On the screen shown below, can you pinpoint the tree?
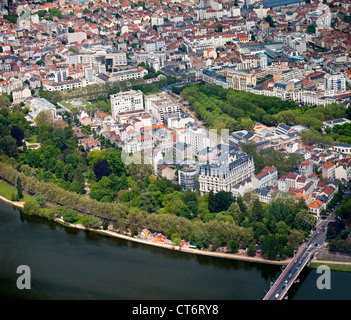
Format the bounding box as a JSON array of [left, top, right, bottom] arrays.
[[294, 209, 316, 231], [307, 24, 316, 34], [275, 221, 290, 236], [171, 233, 182, 246], [106, 149, 125, 176], [17, 176, 23, 199], [50, 91, 64, 105], [53, 127, 66, 149], [162, 193, 183, 216], [241, 117, 255, 130], [264, 15, 274, 27], [208, 190, 216, 213], [227, 202, 245, 223], [63, 208, 79, 223], [82, 214, 102, 228], [0, 93, 11, 107], [195, 230, 210, 249], [241, 141, 257, 155], [10, 125, 24, 146], [0, 136, 19, 158], [93, 159, 112, 181], [35, 193, 47, 206], [250, 198, 264, 222], [227, 239, 238, 253], [247, 245, 256, 256], [36, 110, 54, 127], [261, 234, 279, 260], [139, 192, 158, 213], [36, 59, 45, 66], [213, 191, 234, 213], [22, 199, 41, 216], [211, 237, 223, 251], [287, 229, 304, 249]]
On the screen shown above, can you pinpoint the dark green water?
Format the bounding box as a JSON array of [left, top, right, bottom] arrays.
[[0, 201, 350, 300]]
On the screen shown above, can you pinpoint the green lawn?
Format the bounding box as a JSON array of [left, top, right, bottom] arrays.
[[310, 262, 351, 273], [0, 181, 32, 202], [26, 134, 38, 143], [73, 215, 84, 225]]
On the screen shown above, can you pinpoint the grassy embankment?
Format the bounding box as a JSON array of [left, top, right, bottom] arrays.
[[310, 262, 351, 272], [0, 181, 32, 202]]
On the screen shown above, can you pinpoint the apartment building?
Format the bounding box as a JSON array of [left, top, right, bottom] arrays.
[[110, 90, 144, 119], [144, 92, 180, 123], [44, 79, 88, 92], [322, 161, 335, 179], [67, 51, 127, 67], [252, 166, 278, 189], [335, 158, 351, 185], [108, 67, 148, 83], [299, 160, 314, 177], [285, 173, 298, 189], [324, 73, 346, 92], [198, 150, 255, 194], [177, 124, 212, 156], [226, 70, 257, 91], [278, 175, 287, 192]]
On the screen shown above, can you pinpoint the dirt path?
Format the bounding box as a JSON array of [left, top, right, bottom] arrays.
[[0, 195, 24, 208]]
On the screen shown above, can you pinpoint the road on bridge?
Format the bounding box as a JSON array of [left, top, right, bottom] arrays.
[[263, 211, 332, 300], [264, 187, 351, 300]]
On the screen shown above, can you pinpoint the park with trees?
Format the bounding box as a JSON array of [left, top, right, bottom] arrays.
[[175, 83, 349, 135]]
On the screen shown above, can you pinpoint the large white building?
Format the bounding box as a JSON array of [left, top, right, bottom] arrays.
[[176, 124, 212, 156], [144, 92, 180, 123], [66, 51, 127, 67], [198, 147, 255, 194], [108, 67, 148, 82], [110, 90, 144, 119], [28, 97, 57, 120], [324, 73, 346, 92]]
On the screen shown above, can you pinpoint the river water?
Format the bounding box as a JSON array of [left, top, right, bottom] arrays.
[[1, 201, 350, 300]]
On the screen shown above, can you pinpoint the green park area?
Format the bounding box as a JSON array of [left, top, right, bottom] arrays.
[[59, 99, 90, 111], [0, 181, 32, 202]]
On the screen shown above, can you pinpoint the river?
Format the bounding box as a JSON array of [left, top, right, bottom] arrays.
[[1, 201, 350, 300]]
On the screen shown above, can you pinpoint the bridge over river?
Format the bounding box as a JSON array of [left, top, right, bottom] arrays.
[[263, 218, 330, 300]]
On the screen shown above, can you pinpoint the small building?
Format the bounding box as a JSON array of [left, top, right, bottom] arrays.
[[178, 166, 198, 191]]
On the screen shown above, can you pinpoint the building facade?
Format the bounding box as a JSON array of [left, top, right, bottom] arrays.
[[110, 90, 144, 119], [198, 151, 255, 194], [178, 167, 198, 191]]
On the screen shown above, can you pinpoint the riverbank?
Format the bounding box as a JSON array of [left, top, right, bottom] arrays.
[[0, 188, 289, 266], [0, 194, 24, 208], [309, 261, 351, 272], [1, 193, 350, 269], [54, 217, 290, 266], [310, 247, 351, 272]]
